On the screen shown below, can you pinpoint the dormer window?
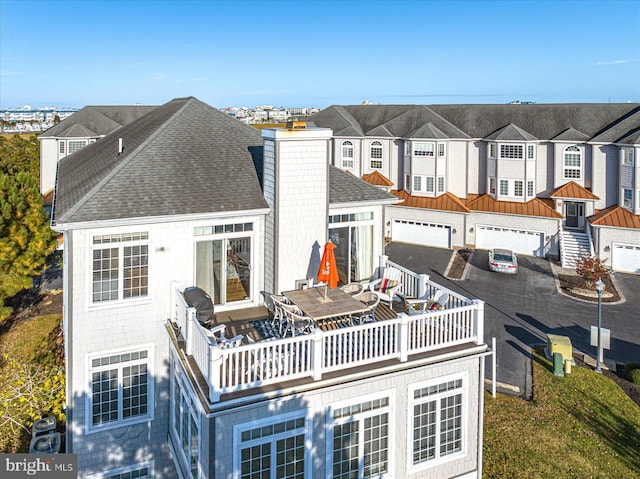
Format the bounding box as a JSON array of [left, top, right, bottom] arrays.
[[500, 144, 523, 159], [370, 141, 383, 169], [341, 141, 354, 169], [563, 146, 582, 179]]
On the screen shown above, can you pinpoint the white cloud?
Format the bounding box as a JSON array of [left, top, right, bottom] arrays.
[[594, 59, 640, 66]]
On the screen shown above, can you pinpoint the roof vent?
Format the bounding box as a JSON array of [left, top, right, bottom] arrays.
[[118, 138, 124, 155], [286, 120, 307, 130]]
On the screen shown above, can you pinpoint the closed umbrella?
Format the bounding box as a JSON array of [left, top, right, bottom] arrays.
[[317, 241, 339, 289]]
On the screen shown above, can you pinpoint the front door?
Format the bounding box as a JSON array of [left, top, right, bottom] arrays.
[[565, 202, 584, 229]]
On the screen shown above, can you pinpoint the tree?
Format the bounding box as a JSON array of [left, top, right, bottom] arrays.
[[0, 134, 40, 178], [0, 171, 56, 319], [574, 254, 609, 288]]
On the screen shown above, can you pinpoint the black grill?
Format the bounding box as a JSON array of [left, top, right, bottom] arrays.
[[183, 286, 215, 325]]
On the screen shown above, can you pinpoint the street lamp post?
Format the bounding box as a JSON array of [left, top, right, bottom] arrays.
[[594, 278, 605, 373]]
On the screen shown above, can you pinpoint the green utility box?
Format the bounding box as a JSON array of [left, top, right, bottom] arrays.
[[546, 334, 573, 364], [553, 352, 565, 376]]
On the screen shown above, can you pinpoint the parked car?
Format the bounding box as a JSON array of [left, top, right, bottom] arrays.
[[489, 248, 518, 274]]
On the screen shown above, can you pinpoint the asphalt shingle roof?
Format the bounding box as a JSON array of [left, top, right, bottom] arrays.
[[53, 97, 268, 224], [312, 104, 640, 143], [329, 166, 398, 205]]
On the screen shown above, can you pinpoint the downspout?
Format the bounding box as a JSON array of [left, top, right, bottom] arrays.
[[477, 354, 485, 478]]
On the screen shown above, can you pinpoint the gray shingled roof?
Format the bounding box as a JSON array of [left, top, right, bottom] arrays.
[[312, 103, 640, 143], [329, 166, 398, 205], [40, 105, 157, 138], [551, 127, 590, 142], [485, 123, 538, 141], [53, 97, 268, 224]]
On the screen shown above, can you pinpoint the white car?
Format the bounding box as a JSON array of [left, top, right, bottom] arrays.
[[488, 248, 518, 274]]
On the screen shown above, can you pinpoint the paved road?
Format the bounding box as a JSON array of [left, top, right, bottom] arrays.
[[386, 242, 640, 398]]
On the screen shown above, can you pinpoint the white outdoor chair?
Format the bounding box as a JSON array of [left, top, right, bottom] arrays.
[[281, 307, 314, 337], [340, 282, 365, 296], [271, 295, 302, 337], [219, 334, 244, 349], [368, 267, 403, 308], [405, 289, 450, 314], [354, 291, 380, 323], [203, 324, 227, 343]]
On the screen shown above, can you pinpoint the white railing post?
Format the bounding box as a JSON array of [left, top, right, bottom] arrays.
[[399, 314, 409, 362], [379, 254, 388, 271], [208, 346, 222, 403], [185, 308, 196, 356], [417, 274, 429, 298], [472, 299, 485, 344], [312, 328, 324, 380]]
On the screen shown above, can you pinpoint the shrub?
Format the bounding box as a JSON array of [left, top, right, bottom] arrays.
[[623, 362, 640, 379], [629, 369, 640, 385], [574, 254, 609, 288]]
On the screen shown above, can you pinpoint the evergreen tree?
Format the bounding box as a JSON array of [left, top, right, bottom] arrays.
[[0, 170, 56, 319], [0, 135, 40, 178]]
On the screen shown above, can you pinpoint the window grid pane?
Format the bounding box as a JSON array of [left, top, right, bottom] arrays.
[[500, 144, 523, 159], [240, 442, 271, 479], [426, 177, 434, 193], [92, 369, 119, 425], [527, 181, 534, 197], [122, 364, 148, 419], [414, 143, 434, 156], [514, 181, 523, 197], [439, 394, 463, 457], [363, 413, 389, 477], [413, 401, 437, 464], [413, 176, 421, 192], [93, 248, 119, 302], [275, 434, 305, 479], [124, 245, 149, 298], [333, 422, 359, 479], [499, 180, 509, 196]]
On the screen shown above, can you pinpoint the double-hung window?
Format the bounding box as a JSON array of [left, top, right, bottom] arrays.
[[409, 374, 466, 471], [92, 232, 149, 304], [623, 188, 633, 208], [330, 393, 392, 479], [563, 146, 582, 179], [499, 180, 509, 196], [438, 143, 446, 157], [412, 175, 435, 194], [59, 140, 65, 155], [173, 362, 200, 479], [89, 347, 153, 431], [234, 412, 308, 479], [370, 141, 383, 169], [437, 176, 445, 194], [514, 180, 524, 197], [489, 143, 496, 159], [341, 141, 354, 169], [489, 178, 496, 195], [527, 145, 535, 160], [527, 180, 535, 198]]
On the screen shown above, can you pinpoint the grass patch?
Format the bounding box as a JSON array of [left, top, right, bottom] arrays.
[[483, 350, 640, 478]]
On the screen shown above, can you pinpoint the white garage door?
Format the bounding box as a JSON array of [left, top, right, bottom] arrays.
[[476, 225, 544, 257], [392, 219, 451, 248], [612, 243, 640, 273]]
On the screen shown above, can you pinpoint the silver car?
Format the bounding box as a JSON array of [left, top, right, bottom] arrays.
[[488, 248, 518, 274]]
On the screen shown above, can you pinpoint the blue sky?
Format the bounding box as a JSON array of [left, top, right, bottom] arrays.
[[1, 0, 639, 108]]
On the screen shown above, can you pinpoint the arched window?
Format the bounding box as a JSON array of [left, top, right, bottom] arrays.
[[563, 146, 582, 179], [341, 141, 354, 169], [370, 141, 383, 169]]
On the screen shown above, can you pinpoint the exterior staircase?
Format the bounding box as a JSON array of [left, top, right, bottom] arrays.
[[560, 229, 591, 269]]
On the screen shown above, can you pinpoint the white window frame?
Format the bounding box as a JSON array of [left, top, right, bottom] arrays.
[[499, 144, 524, 159], [622, 148, 634, 166], [413, 175, 421, 192], [234, 410, 310, 479], [172, 358, 201, 479], [527, 144, 535, 160], [623, 188, 633, 208], [437, 176, 445, 193], [438, 143, 446, 157], [86, 345, 154, 434], [341, 141, 354, 169], [514, 180, 524, 197], [489, 143, 496, 159], [499, 180, 509, 196], [414, 142, 435, 157], [86, 461, 154, 479], [370, 141, 383, 169], [405, 142, 411, 156], [527, 180, 535, 198], [425, 176, 435, 193], [489, 177, 496, 195], [59, 140, 65, 155], [68, 139, 88, 154], [327, 390, 395, 479], [89, 231, 150, 307], [407, 373, 467, 473], [563, 145, 582, 180], [412, 175, 435, 194]]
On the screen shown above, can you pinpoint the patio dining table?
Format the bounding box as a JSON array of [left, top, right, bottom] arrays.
[[283, 286, 371, 324]]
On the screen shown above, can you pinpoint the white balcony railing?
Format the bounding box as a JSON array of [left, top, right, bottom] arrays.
[[170, 263, 484, 404]]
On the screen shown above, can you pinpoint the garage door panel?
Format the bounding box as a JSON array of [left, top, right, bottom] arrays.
[[476, 225, 544, 257], [392, 220, 451, 248], [612, 244, 640, 273]]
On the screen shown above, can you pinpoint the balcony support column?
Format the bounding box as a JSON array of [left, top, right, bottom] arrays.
[[399, 313, 409, 362], [312, 328, 323, 380], [472, 299, 485, 344], [185, 308, 196, 356], [208, 346, 222, 403]]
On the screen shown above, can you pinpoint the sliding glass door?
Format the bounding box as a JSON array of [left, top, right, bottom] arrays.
[[329, 224, 373, 284], [195, 237, 252, 305]]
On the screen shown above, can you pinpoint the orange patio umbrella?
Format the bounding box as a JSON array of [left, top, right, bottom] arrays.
[[317, 241, 339, 289]]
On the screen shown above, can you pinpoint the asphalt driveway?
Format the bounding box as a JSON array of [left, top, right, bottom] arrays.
[[386, 242, 640, 398]]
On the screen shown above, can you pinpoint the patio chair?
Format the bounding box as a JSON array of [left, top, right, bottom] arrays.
[[368, 267, 403, 309], [354, 291, 380, 323], [219, 334, 244, 349], [405, 289, 450, 314], [281, 307, 314, 337], [271, 295, 302, 336], [340, 282, 365, 296], [203, 324, 227, 343]]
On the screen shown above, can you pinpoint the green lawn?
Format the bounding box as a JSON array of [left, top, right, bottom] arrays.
[[483, 350, 640, 478]]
